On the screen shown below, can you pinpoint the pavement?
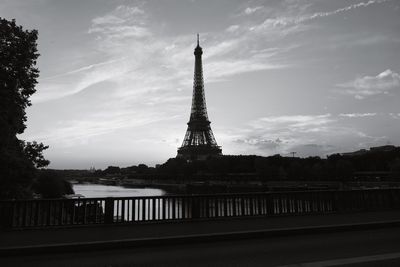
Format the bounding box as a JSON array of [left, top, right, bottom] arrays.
[[1, 210, 400, 254], [2, 221, 400, 266]]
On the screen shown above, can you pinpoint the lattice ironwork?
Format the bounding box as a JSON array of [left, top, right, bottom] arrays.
[[177, 35, 222, 160]]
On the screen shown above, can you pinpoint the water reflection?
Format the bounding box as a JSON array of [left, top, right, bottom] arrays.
[[73, 184, 165, 198], [72, 184, 182, 222]]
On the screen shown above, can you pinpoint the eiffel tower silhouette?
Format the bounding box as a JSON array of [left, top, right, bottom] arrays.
[[177, 34, 222, 160]]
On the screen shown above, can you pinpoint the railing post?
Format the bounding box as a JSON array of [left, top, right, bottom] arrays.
[[191, 197, 200, 219], [394, 189, 400, 209], [0, 201, 14, 228], [333, 190, 345, 213], [152, 198, 156, 221], [266, 193, 274, 215], [224, 197, 228, 217], [104, 198, 114, 224]]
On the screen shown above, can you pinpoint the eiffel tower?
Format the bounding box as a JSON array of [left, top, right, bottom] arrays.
[[177, 35, 222, 160]]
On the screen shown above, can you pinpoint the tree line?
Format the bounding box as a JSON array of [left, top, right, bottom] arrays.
[[91, 146, 400, 182]]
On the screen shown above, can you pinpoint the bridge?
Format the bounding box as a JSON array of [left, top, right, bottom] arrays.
[[1, 189, 400, 266]]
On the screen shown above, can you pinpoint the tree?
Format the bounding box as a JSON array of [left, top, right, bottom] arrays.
[[390, 158, 400, 180], [22, 141, 50, 168], [0, 18, 49, 199], [335, 159, 354, 181], [33, 170, 74, 199], [137, 164, 149, 174], [103, 166, 121, 175]]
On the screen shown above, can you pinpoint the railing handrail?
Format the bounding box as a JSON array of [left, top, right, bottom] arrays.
[[1, 188, 399, 203], [2, 188, 399, 229]]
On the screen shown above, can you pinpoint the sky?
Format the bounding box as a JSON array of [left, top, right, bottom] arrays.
[[1, 0, 400, 169]]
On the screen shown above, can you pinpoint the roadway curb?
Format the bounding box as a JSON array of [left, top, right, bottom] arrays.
[[1, 220, 400, 257]]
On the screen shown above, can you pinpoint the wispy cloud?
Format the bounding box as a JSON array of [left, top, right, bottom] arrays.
[[389, 113, 400, 119], [88, 25, 151, 38], [34, 3, 299, 104], [88, 5, 151, 48], [225, 25, 240, 33], [206, 58, 287, 82], [244, 6, 263, 15], [337, 69, 400, 99], [250, 114, 334, 129], [40, 58, 123, 80], [91, 5, 144, 26], [29, 109, 181, 147], [249, 0, 391, 33], [231, 114, 336, 156], [339, 113, 377, 118], [34, 58, 129, 102], [221, 113, 388, 157], [294, 0, 391, 24]]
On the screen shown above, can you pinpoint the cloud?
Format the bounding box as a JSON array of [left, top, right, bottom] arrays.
[[327, 34, 396, 49], [88, 25, 151, 38], [74, 5, 295, 99], [225, 25, 239, 33], [206, 59, 287, 82], [29, 108, 181, 147], [33, 58, 129, 102], [339, 113, 377, 118], [235, 138, 283, 151], [337, 69, 400, 99], [91, 5, 145, 26], [91, 15, 125, 25], [222, 113, 388, 157], [40, 58, 123, 80], [389, 113, 400, 119], [244, 6, 263, 15], [34, 1, 308, 105], [294, 0, 391, 24], [250, 0, 390, 33], [250, 114, 333, 129], [231, 114, 336, 156], [88, 5, 151, 48], [91, 5, 144, 26]]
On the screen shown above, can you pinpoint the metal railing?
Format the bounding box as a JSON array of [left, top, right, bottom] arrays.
[[1, 189, 399, 229]]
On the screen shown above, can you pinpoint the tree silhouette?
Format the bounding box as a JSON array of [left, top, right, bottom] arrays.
[[0, 18, 49, 199], [34, 170, 74, 199]]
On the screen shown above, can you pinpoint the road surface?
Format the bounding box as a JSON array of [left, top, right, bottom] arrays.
[[2, 227, 400, 267]]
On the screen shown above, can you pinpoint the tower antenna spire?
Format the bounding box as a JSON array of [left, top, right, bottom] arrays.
[[197, 33, 199, 46]]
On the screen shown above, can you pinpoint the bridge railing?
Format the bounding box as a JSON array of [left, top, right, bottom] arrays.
[[1, 189, 399, 229]]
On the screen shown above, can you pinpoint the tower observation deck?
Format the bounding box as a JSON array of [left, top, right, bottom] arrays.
[[177, 35, 222, 160]]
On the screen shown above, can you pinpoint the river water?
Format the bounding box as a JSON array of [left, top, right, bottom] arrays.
[[72, 184, 171, 221], [73, 184, 165, 198]]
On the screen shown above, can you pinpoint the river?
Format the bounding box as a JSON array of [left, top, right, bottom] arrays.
[[73, 184, 165, 198]]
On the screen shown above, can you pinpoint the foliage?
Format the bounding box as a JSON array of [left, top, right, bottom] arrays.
[[103, 166, 121, 175], [0, 18, 39, 138], [22, 141, 50, 168], [115, 147, 400, 182], [0, 18, 49, 199], [390, 158, 400, 179], [33, 170, 74, 199]]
